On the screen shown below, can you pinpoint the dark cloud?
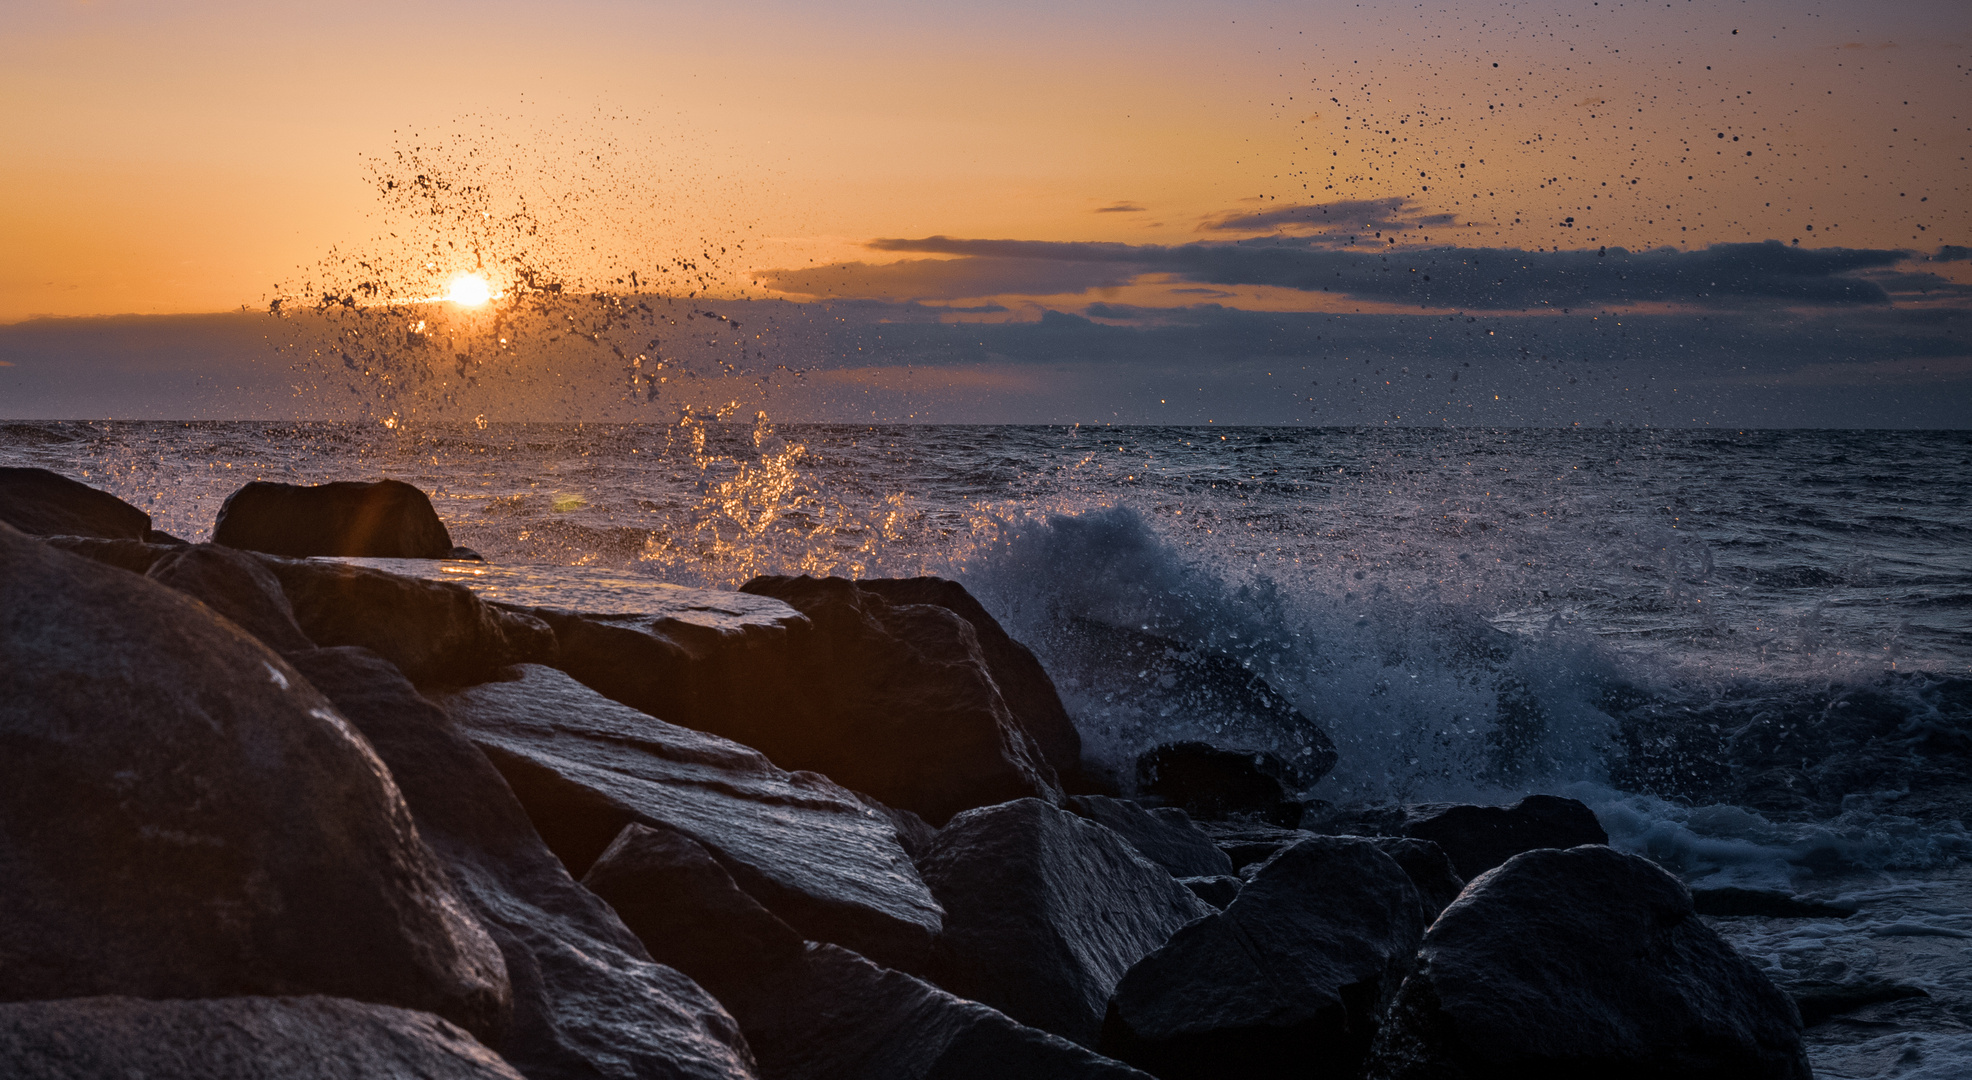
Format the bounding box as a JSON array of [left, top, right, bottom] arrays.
[[1095, 202, 1146, 213], [1197, 196, 1455, 239], [783, 236, 1908, 310]]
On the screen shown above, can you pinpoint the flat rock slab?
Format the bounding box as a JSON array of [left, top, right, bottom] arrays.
[[0, 525, 508, 1037], [0, 996, 525, 1080], [1367, 845, 1810, 1080], [920, 798, 1215, 1048], [438, 664, 943, 972], [1103, 837, 1427, 1080], [336, 559, 806, 633], [299, 650, 758, 1080]]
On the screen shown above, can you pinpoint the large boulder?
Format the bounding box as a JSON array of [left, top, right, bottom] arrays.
[[918, 798, 1215, 1047], [213, 478, 457, 558], [146, 542, 316, 652], [1319, 795, 1609, 881], [583, 823, 1151, 1080], [259, 556, 556, 685], [1366, 845, 1811, 1080], [1360, 837, 1465, 922], [1136, 742, 1303, 825], [854, 576, 1084, 784], [1101, 837, 1427, 1080], [0, 524, 509, 1037], [737, 575, 1064, 824], [0, 465, 159, 540], [437, 664, 944, 973], [1066, 795, 1234, 879], [0, 996, 526, 1080], [292, 647, 758, 1080]]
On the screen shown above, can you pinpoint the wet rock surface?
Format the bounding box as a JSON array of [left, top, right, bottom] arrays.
[[738, 575, 1064, 824], [1066, 795, 1234, 879], [297, 649, 758, 1080], [146, 542, 315, 652], [0, 466, 156, 540], [0, 524, 509, 1036], [918, 798, 1215, 1048], [0, 996, 527, 1080], [1103, 836, 1427, 1080], [261, 556, 556, 685], [1136, 742, 1304, 825], [1177, 876, 1242, 910], [1359, 837, 1465, 922], [438, 663, 943, 972], [213, 478, 457, 558], [585, 823, 1150, 1080], [1367, 845, 1810, 1080], [1314, 794, 1609, 881]]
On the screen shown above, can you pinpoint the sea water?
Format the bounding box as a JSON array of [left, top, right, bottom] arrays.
[[6, 418, 1971, 1075]]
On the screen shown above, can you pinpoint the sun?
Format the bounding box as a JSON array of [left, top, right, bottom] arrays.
[[446, 272, 491, 307]]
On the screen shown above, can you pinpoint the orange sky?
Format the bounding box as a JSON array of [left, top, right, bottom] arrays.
[[2, 0, 1965, 322]]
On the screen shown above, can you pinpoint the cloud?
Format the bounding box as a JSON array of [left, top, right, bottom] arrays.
[[766, 233, 1908, 311], [1196, 196, 1455, 240], [1095, 202, 1146, 214]]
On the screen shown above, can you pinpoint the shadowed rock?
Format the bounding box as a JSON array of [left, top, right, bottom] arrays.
[[147, 543, 315, 652], [1177, 876, 1242, 910], [292, 649, 756, 1080], [1137, 742, 1303, 825], [1360, 837, 1464, 922], [213, 478, 456, 558], [1312, 795, 1609, 881], [437, 664, 943, 973], [1102, 836, 1427, 1080], [919, 798, 1215, 1048], [0, 996, 527, 1080], [1067, 796, 1234, 879], [1366, 845, 1810, 1080], [40, 535, 180, 574], [584, 823, 1151, 1080], [0, 466, 159, 540], [737, 575, 1064, 824], [0, 524, 508, 1038], [259, 557, 555, 686]]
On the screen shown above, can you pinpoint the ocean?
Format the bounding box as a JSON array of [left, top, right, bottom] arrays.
[[6, 417, 1971, 1076]]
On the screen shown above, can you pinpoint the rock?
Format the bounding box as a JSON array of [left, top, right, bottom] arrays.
[[1360, 837, 1465, 922], [437, 664, 943, 973], [1136, 742, 1303, 825], [291, 648, 758, 1080], [0, 996, 527, 1080], [0, 465, 153, 539], [1394, 795, 1609, 881], [857, 792, 941, 866], [1178, 876, 1242, 910], [260, 556, 555, 686], [39, 534, 179, 574], [1067, 795, 1234, 879], [1190, 821, 1313, 874], [1366, 845, 1811, 1080], [146, 542, 315, 652], [854, 576, 1084, 784], [0, 524, 509, 1037], [918, 798, 1215, 1047], [1101, 836, 1427, 1080], [583, 824, 1150, 1080], [213, 478, 456, 558], [1691, 886, 1859, 919], [738, 575, 1064, 824]]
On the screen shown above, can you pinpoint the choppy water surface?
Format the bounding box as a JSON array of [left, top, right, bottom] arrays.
[[7, 419, 1972, 1074]]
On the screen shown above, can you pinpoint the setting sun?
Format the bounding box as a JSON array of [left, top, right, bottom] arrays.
[[446, 273, 491, 307]]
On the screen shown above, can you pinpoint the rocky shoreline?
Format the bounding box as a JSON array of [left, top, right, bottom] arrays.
[[1, 467, 1813, 1078]]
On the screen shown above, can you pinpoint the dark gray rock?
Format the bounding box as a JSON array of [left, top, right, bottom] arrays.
[[855, 576, 1084, 785], [147, 542, 315, 652], [737, 575, 1064, 824], [1102, 836, 1427, 1080], [583, 824, 1149, 1080], [0, 466, 152, 539], [1395, 795, 1609, 881], [437, 664, 943, 973], [1366, 845, 1811, 1080], [1177, 876, 1242, 910], [0, 524, 509, 1038], [259, 556, 556, 686], [1360, 837, 1465, 921], [1192, 821, 1314, 874], [1136, 742, 1302, 826], [0, 996, 526, 1080], [1067, 796, 1234, 879], [213, 478, 455, 558], [919, 798, 1215, 1047], [39, 534, 179, 574], [294, 649, 758, 1080], [857, 792, 941, 866]]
